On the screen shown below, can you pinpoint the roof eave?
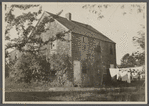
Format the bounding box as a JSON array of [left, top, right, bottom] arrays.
[[71, 32, 116, 44]]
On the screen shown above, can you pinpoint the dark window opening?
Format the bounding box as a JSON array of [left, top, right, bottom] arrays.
[[110, 47, 113, 55], [82, 63, 87, 74], [96, 45, 101, 53], [110, 45, 113, 55], [83, 37, 85, 42], [82, 67, 87, 73]]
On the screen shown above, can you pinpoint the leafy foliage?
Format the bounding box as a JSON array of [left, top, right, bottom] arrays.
[[5, 4, 42, 58], [8, 53, 48, 83], [5, 5, 72, 85], [5, 59, 16, 78], [10, 5, 40, 10], [82, 4, 110, 20], [82, 4, 145, 20], [133, 29, 145, 50], [5, 5, 67, 55], [5, 5, 41, 34], [132, 51, 145, 66], [7, 52, 72, 84], [120, 51, 145, 68], [48, 53, 73, 86], [120, 53, 136, 68]]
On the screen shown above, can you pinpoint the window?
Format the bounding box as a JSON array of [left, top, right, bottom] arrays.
[[96, 45, 101, 53], [83, 36, 88, 43], [83, 37, 85, 42], [82, 66, 87, 73], [50, 40, 57, 50], [110, 45, 113, 55], [82, 62, 87, 74], [95, 42, 101, 53]]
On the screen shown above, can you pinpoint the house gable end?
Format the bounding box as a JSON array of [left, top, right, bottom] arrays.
[[30, 11, 72, 57], [30, 11, 70, 42]]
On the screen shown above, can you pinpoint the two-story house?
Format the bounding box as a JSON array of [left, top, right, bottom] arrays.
[[9, 11, 116, 87]]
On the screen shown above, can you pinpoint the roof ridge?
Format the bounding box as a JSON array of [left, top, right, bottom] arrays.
[[45, 11, 104, 35]]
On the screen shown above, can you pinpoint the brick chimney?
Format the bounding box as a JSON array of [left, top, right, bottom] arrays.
[[65, 13, 71, 20]]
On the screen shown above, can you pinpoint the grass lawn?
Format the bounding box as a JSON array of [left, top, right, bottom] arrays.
[[5, 86, 145, 101], [5, 78, 145, 101], [5, 90, 145, 101]]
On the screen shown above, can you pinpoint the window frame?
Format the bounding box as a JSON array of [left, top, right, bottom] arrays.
[[110, 45, 113, 55], [50, 40, 57, 50], [83, 36, 85, 43]]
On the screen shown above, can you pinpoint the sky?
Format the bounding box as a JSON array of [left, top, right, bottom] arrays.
[[5, 3, 146, 65]]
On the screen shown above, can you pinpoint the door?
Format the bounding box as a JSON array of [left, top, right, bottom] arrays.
[[73, 60, 81, 86]]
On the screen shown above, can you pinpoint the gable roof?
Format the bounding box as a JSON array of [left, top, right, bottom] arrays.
[[36, 11, 115, 43]]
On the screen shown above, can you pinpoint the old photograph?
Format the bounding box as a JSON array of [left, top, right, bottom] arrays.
[[2, 2, 147, 104]]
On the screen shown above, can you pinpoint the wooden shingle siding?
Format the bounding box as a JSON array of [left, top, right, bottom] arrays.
[[72, 33, 116, 87]]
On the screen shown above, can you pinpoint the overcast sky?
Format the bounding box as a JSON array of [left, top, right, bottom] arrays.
[[5, 3, 146, 64]]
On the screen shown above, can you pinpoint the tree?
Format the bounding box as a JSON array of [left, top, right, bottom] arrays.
[[5, 5, 69, 55], [48, 53, 73, 86], [5, 5, 72, 83], [132, 51, 145, 66], [11, 52, 51, 83], [82, 4, 145, 20], [120, 53, 136, 68], [5, 4, 42, 54], [5, 4, 43, 82], [133, 25, 145, 50], [9, 52, 72, 84], [132, 24, 145, 67], [120, 51, 145, 68], [5, 58, 16, 78]]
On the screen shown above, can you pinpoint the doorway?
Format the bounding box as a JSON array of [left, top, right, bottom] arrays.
[[73, 60, 81, 87]]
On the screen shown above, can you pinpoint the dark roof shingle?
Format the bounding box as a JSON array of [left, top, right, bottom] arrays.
[[45, 11, 115, 43]]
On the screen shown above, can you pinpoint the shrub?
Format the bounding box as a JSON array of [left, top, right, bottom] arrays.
[[6, 52, 73, 87]]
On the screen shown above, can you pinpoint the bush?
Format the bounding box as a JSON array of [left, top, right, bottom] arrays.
[[6, 52, 51, 83], [5, 59, 16, 78], [6, 52, 73, 88]]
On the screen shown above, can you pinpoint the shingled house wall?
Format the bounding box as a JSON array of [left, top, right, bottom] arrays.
[[38, 17, 71, 57], [72, 33, 116, 87]]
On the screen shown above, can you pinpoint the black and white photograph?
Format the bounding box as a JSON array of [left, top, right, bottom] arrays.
[[2, 2, 147, 104]]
